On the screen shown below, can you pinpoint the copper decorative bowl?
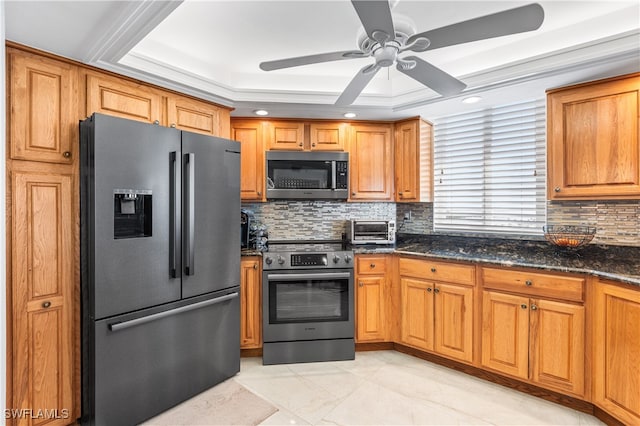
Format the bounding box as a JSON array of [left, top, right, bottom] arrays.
[[543, 225, 596, 248]]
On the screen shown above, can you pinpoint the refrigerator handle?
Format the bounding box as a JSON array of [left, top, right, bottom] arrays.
[[169, 151, 179, 278], [184, 152, 196, 276]]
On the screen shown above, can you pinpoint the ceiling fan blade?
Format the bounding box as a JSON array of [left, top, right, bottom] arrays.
[[260, 50, 367, 71], [397, 56, 466, 96], [407, 3, 544, 51], [335, 64, 381, 106], [351, 0, 395, 44]]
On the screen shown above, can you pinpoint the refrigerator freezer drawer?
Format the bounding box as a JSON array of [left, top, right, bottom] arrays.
[[82, 289, 240, 426]]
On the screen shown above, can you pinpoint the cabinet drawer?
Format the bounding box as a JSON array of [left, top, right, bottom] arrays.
[[356, 256, 387, 275], [399, 257, 475, 286], [482, 267, 585, 302]]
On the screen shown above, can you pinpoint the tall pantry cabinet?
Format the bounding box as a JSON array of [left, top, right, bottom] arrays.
[[6, 44, 234, 425]]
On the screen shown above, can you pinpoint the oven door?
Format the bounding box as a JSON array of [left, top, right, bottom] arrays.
[[262, 269, 354, 342]]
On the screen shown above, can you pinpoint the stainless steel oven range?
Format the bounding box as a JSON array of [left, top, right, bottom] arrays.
[[262, 241, 355, 365]]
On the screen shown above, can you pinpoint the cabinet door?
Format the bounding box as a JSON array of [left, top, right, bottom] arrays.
[[266, 121, 305, 150], [400, 277, 433, 351], [240, 258, 262, 349], [434, 283, 474, 363], [356, 276, 386, 342], [231, 120, 265, 201], [167, 95, 228, 137], [12, 170, 75, 424], [9, 51, 77, 164], [310, 122, 347, 151], [350, 124, 393, 200], [481, 291, 529, 380], [86, 73, 163, 124], [547, 74, 640, 199], [530, 299, 584, 397], [395, 120, 418, 202], [593, 283, 640, 425]]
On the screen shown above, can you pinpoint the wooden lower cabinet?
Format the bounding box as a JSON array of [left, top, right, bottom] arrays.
[[593, 281, 640, 425], [11, 167, 76, 425], [399, 257, 475, 364], [481, 290, 585, 397], [240, 257, 262, 349], [355, 255, 388, 342]]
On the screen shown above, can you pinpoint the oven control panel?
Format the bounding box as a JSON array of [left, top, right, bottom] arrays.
[[263, 250, 353, 270]]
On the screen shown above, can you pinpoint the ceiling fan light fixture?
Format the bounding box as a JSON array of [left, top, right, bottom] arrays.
[[343, 112, 356, 118], [254, 109, 269, 116], [462, 96, 482, 104]]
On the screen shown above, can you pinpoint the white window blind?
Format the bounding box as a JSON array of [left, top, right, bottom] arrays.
[[433, 99, 546, 236]]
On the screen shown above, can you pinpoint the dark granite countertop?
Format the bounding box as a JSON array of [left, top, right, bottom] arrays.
[[241, 249, 263, 257], [354, 234, 640, 287]]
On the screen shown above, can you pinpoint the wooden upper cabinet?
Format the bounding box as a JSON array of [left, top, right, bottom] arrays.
[[231, 120, 265, 201], [167, 95, 230, 138], [9, 50, 78, 164], [11, 169, 75, 424], [85, 72, 163, 124], [266, 121, 305, 150], [593, 281, 640, 425], [394, 118, 433, 202], [310, 122, 347, 151], [547, 73, 640, 199], [349, 124, 393, 201]]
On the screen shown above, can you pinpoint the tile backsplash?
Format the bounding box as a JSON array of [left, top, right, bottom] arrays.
[[242, 201, 396, 241]]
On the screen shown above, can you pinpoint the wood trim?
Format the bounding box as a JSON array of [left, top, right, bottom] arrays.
[[355, 342, 394, 351], [546, 72, 640, 94], [241, 348, 263, 358]]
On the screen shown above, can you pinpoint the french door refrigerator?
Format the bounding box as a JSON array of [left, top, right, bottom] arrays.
[[80, 113, 241, 426]]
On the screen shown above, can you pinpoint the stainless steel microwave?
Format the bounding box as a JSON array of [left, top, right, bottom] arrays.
[[266, 151, 349, 200], [347, 220, 396, 245]]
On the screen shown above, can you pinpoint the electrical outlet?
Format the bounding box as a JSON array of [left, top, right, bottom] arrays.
[[403, 211, 412, 222]]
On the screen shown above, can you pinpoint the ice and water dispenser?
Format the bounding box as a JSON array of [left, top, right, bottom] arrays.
[[113, 189, 152, 239]]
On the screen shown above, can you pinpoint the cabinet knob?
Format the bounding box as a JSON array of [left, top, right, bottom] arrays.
[[253, 264, 258, 270], [153, 120, 160, 125], [298, 142, 303, 147], [370, 263, 376, 268], [521, 304, 528, 309], [170, 123, 176, 128], [531, 304, 538, 311], [398, 192, 403, 196], [359, 282, 364, 287], [352, 192, 356, 196], [312, 143, 316, 147], [430, 267, 436, 273], [554, 187, 561, 192], [525, 280, 532, 286], [434, 288, 440, 294], [257, 191, 262, 196], [42, 301, 51, 309], [62, 151, 71, 159], [427, 287, 432, 293]]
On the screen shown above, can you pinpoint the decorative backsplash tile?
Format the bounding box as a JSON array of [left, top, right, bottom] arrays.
[[396, 203, 434, 234], [242, 201, 396, 241]]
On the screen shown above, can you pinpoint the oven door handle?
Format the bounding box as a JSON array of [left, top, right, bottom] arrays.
[[266, 272, 351, 281]]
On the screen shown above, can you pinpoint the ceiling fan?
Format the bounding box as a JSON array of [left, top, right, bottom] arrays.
[[259, 1, 545, 106]]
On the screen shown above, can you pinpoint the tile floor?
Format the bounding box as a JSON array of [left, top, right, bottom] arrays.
[[235, 351, 605, 426]]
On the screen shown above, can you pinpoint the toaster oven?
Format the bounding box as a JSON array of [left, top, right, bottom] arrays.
[[347, 220, 396, 245]]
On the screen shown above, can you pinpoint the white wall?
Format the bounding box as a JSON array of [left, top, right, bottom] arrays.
[[1, 0, 7, 423]]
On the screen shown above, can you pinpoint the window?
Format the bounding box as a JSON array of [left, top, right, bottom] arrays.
[[433, 99, 546, 236]]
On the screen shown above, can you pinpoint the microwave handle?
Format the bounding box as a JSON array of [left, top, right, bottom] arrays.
[[331, 161, 337, 190]]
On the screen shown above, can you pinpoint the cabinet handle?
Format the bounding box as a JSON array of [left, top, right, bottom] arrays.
[[153, 120, 160, 125], [170, 123, 176, 128], [531, 304, 538, 311], [525, 280, 532, 286], [427, 287, 432, 293], [42, 301, 51, 309], [521, 304, 527, 309], [430, 267, 436, 273], [434, 288, 440, 294], [370, 263, 376, 268], [554, 187, 561, 193], [62, 151, 71, 159]]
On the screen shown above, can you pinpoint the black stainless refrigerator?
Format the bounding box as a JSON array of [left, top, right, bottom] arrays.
[[80, 113, 241, 426]]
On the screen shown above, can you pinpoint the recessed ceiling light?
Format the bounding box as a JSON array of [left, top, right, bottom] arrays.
[[343, 112, 356, 118], [462, 96, 482, 104], [254, 109, 269, 116]]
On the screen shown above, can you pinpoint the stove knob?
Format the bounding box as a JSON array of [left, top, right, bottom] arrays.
[[344, 255, 352, 263], [277, 255, 285, 265], [265, 257, 273, 265], [333, 255, 340, 264]]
